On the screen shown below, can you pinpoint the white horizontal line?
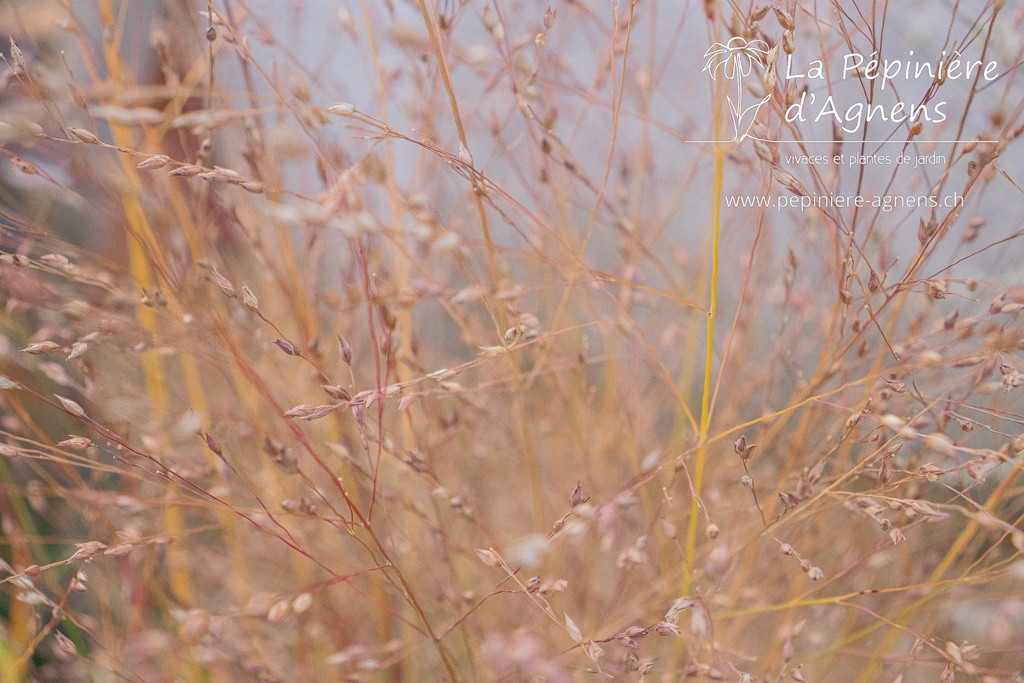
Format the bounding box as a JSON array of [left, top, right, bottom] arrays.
[[684, 139, 998, 144], [774, 139, 999, 144]]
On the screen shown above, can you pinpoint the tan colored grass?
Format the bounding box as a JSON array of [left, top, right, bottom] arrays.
[[0, 1, 1023, 681]]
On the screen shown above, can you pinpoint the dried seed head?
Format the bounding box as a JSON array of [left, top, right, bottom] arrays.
[[773, 6, 795, 30], [55, 632, 77, 656], [9, 38, 25, 71], [338, 336, 353, 364], [665, 596, 695, 623], [772, 166, 807, 196], [482, 6, 505, 40], [69, 127, 99, 144], [203, 433, 223, 457], [807, 566, 824, 580], [782, 638, 795, 662], [752, 129, 779, 165], [868, 270, 881, 293], [292, 593, 312, 614], [241, 284, 259, 312], [569, 482, 584, 507], [918, 462, 944, 481], [206, 25, 217, 41], [55, 395, 86, 418], [613, 633, 640, 649], [918, 217, 938, 246], [878, 459, 891, 485], [169, 164, 204, 177], [137, 155, 171, 169], [272, 338, 299, 355], [583, 640, 604, 663], [780, 543, 794, 555], [57, 332, 85, 362], [284, 404, 336, 421], [563, 613, 583, 643], [58, 436, 93, 450], [761, 70, 774, 103], [104, 543, 135, 557], [925, 432, 955, 457], [328, 102, 355, 115], [885, 378, 907, 393], [706, 523, 720, 539], [209, 268, 235, 299], [474, 548, 501, 567], [748, 5, 769, 22], [267, 599, 290, 623], [655, 621, 681, 636], [71, 541, 107, 561], [782, 29, 795, 55], [738, 439, 757, 460], [40, 254, 68, 269], [321, 384, 351, 401], [22, 341, 62, 355]]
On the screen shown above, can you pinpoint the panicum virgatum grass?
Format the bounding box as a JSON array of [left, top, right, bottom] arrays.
[[1, 1, 1023, 681]]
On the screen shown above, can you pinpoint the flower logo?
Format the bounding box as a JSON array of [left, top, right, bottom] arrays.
[[703, 37, 772, 142]]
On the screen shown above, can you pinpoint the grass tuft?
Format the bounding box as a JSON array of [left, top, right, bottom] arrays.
[[0, 1, 1023, 681]]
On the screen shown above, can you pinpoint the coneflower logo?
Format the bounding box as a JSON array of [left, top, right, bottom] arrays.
[[702, 37, 772, 142]]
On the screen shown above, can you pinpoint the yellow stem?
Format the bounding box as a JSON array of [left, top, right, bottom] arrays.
[[682, 88, 725, 595]]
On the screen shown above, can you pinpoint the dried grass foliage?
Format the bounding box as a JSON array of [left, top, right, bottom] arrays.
[[0, 1, 1023, 681]]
